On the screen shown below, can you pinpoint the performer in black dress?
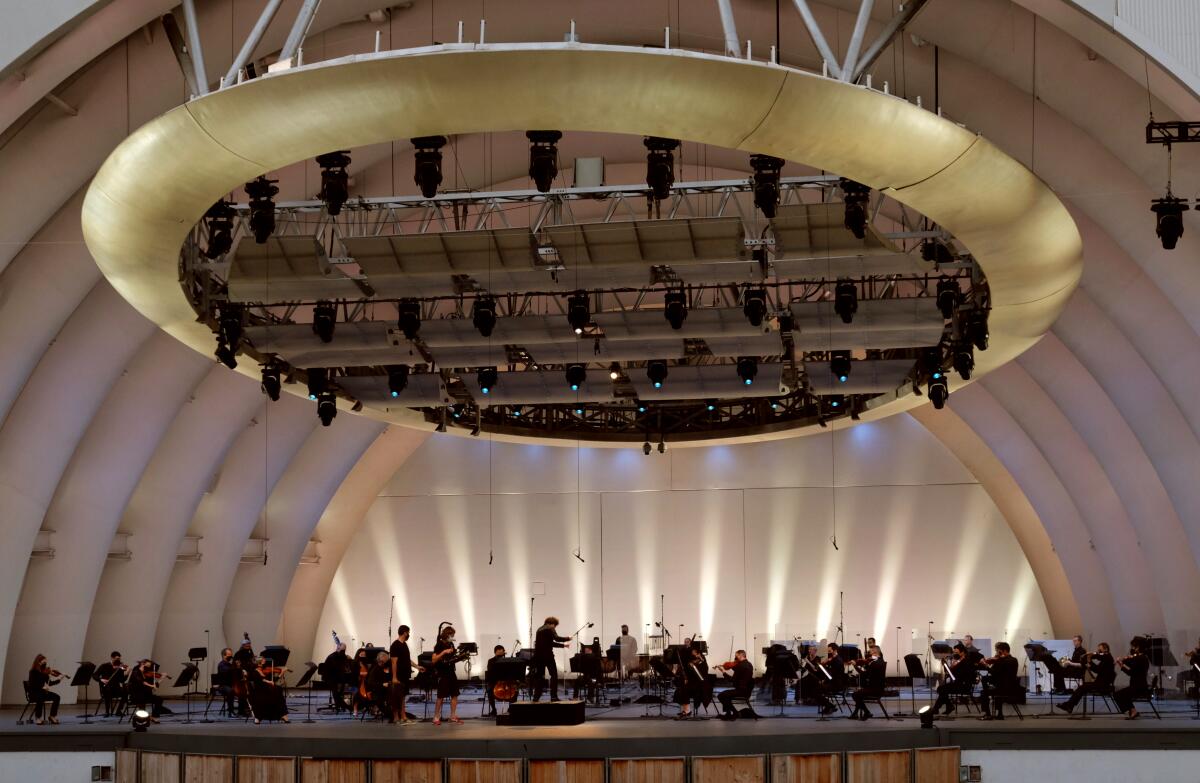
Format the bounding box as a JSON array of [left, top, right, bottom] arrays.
[[1114, 636, 1151, 719], [431, 624, 462, 724], [28, 655, 62, 725], [246, 657, 290, 724], [128, 659, 165, 718], [532, 616, 571, 702], [977, 642, 1022, 720], [717, 650, 754, 718]]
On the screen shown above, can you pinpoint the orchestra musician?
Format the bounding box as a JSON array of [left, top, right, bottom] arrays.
[[128, 659, 165, 719], [764, 643, 798, 705], [216, 647, 241, 716], [364, 651, 391, 719], [616, 625, 638, 676], [28, 655, 62, 725], [849, 645, 887, 721], [1056, 642, 1116, 714], [816, 643, 847, 716], [431, 624, 463, 725], [1053, 635, 1088, 694], [795, 644, 823, 705], [1113, 636, 1151, 720], [532, 616, 571, 702], [717, 649, 754, 719], [389, 625, 417, 724], [93, 650, 127, 717], [976, 642, 1021, 720], [233, 635, 256, 670], [1181, 637, 1200, 692], [485, 644, 507, 716], [351, 647, 370, 718], [572, 644, 601, 701], [322, 639, 351, 712], [246, 656, 290, 724], [673, 646, 706, 720], [931, 642, 977, 715], [961, 635, 985, 666]]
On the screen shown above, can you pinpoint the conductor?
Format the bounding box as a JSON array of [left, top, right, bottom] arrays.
[[532, 616, 572, 702]]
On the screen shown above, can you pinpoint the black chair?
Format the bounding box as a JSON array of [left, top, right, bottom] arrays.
[[1131, 676, 1162, 719], [856, 688, 901, 720], [17, 682, 35, 725]]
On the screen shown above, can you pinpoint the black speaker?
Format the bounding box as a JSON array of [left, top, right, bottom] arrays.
[[507, 699, 585, 726]]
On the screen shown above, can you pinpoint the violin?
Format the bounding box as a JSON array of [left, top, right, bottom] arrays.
[[720, 661, 738, 670]]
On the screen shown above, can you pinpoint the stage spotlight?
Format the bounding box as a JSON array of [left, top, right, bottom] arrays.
[[478, 366, 498, 395], [830, 351, 851, 383], [664, 291, 688, 330], [636, 402, 647, 414], [643, 441, 652, 455], [306, 368, 327, 400], [472, 297, 498, 337], [834, 280, 857, 324], [926, 348, 949, 409], [260, 364, 281, 401], [935, 276, 960, 320], [512, 405, 522, 417], [203, 200, 235, 259], [215, 341, 237, 369], [215, 305, 242, 368], [750, 154, 785, 218], [412, 136, 448, 198], [644, 136, 680, 201], [244, 176, 279, 244], [706, 401, 716, 412], [574, 407, 584, 415], [1151, 194, 1189, 250], [657, 437, 666, 454], [397, 299, 421, 340], [736, 356, 758, 385], [828, 395, 844, 410], [387, 365, 409, 397], [921, 239, 954, 265], [131, 708, 152, 732], [918, 705, 935, 729], [527, 131, 562, 193], [567, 291, 590, 334], [609, 363, 621, 381], [565, 363, 587, 390], [742, 288, 768, 327], [646, 360, 668, 389], [312, 301, 336, 343], [966, 309, 990, 351], [316, 391, 337, 426], [315, 151, 351, 216], [953, 344, 974, 381], [839, 178, 871, 239]]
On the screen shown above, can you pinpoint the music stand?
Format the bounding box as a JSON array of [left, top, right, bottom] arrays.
[[172, 664, 199, 724], [1022, 643, 1055, 716], [903, 654, 925, 716], [1147, 637, 1176, 698], [70, 662, 96, 724], [569, 654, 603, 705], [294, 662, 318, 723]]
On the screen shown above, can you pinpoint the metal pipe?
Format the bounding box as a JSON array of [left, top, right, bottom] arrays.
[[852, 0, 931, 83], [224, 0, 284, 87], [180, 0, 209, 95], [841, 0, 875, 82], [279, 0, 322, 63], [790, 0, 841, 79], [716, 0, 741, 58]]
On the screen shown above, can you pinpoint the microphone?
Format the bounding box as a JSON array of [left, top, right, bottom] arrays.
[[573, 550, 585, 563], [587, 622, 594, 628], [489, 551, 494, 565], [830, 535, 839, 551]]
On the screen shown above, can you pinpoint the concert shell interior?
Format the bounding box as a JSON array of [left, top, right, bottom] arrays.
[[1, 1, 1199, 781]]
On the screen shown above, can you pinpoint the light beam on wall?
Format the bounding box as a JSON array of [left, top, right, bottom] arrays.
[[502, 497, 532, 646], [872, 507, 915, 642], [698, 501, 722, 641], [441, 501, 478, 641], [1004, 563, 1038, 641], [942, 507, 990, 633]]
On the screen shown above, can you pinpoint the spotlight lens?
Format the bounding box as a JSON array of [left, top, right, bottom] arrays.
[[610, 371, 619, 380], [575, 408, 583, 414], [832, 401, 840, 407], [308, 394, 316, 401], [390, 391, 399, 398], [513, 410, 521, 417], [745, 378, 753, 385], [707, 404, 715, 411], [638, 406, 646, 413], [571, 383, 580, 391], [839, 374, 848, 383], [933, 372, 942, 379], [134, 709, 150, 719], [654, 381, 662, 388], [482, 387, 490, 394], [574, 327, 583, 335]]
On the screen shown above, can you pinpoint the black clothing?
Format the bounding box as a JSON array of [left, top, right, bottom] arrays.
[[851, 658, 887, 718], [246, 667, 288, 721], [532, 624, 569, 701], [717, 659, 754, 715], [321, 651, 351, 712], [94, 661, 126, 715], [215, 659, 239, 714], [932, 656, 977, 714], [233, 645, 256, 670], [979, 656, 1022, 717], [29, 668, 61, 719], [486, 654, 506, 713], [433, 639, 460, 698], [129, 667, 164, 717], [1114, 653, 1150, 713], [366, 662, 390, 710], [389, 640, 412, 682], [1054, 645, 1088, 691]]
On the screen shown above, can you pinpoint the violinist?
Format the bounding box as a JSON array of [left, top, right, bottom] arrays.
[[717, 650, 754, 718], [431, 625, 462, 725], [1113, 636, 1151, 719], [129, 659, 165, 719], [795, 644, 823, 705], [389, 625, 417, 724], [28, 655, 62, 725], [93, 650, 128, 717], [247, 656, 290, 724], [931, 642, 977, 715], [1056, 642, 1116, 714], [485, 644, 507, 716], [672, 646, 705, 720], [849, 645, 887, 721], [976, 642, 1021, 720], [816, 643, 846, 716]]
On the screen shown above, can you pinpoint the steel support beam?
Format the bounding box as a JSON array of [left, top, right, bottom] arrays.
[[791, 0, 841, 79], [716, 0, 741, 58], [160, 12, 200, 98], [841, 0, 876, 82], [180, 0, 209, 95], [279, 0, 323, 64], [224, 0, 285, 86], [851, 0, 932, 83]]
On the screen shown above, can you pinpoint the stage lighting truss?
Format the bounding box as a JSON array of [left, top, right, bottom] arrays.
[[181, 170, 981, 442]]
